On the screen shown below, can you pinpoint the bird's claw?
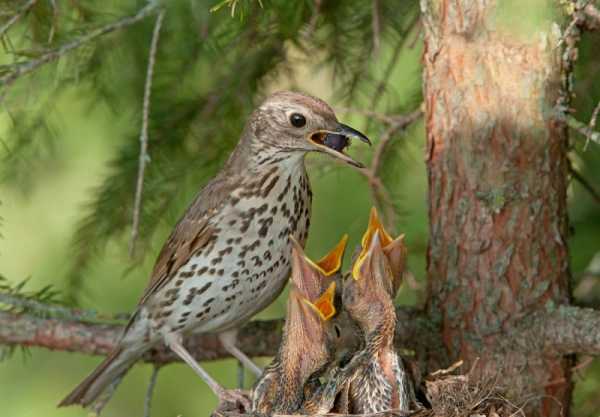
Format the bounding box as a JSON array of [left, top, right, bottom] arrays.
[[216, 388, 252, 413]]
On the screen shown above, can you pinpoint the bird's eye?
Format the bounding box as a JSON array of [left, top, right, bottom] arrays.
[[290, 113, 306, 128]]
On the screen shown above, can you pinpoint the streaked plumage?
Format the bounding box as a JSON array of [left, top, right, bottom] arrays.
[[59, 91, 370, 409], [339, 208, 416, 414], [252, 235, 346, 414]]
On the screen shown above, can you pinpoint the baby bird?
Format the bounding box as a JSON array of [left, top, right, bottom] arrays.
[[251, 235, 346, 414], [339, 208, 415, 414]]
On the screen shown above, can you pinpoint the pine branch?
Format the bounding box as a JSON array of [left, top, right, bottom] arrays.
[[570, 166, 600, 205], [564, 114, 600, 145], [130, 8, 166, 258], [351, 108, 423, 232], [0, 0, 38, 38], [530, 305, 600, 355], [0, 1, 160, 90], [0, 306, 433, 364], [0, 292, 128, 322]]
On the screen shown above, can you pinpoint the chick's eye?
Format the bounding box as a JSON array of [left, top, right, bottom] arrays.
[[290, 113, 306, 128]]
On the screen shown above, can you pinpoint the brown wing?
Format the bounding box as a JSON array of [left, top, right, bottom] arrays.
[[137, 173, 241, 306]]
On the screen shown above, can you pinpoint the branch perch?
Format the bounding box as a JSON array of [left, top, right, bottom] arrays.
[[536, 305, 600, 355], [0, 306, 434, 364]]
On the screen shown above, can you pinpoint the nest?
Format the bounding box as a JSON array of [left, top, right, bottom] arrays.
[[211, 362, 527, 417]]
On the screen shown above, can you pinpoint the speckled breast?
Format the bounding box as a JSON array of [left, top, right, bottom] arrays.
[[147, 158, 312, 337]]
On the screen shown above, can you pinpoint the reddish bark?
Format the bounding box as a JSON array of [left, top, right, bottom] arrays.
[[421, 1, 572, 415]]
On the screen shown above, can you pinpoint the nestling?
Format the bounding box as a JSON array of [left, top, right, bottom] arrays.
[[252, 235, 346, 414], [338, 207, 416, 414]]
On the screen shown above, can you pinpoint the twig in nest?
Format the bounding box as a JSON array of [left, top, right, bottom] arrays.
[[429, 360, 464, 377], [130, 8, 166, 257]]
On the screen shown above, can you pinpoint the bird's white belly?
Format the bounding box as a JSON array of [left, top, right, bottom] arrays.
[[145, 166, 311, 338]]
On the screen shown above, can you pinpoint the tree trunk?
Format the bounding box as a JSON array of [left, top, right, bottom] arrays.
[[421, 1, 571, 416]]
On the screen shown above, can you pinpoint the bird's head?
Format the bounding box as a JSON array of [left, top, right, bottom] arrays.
[[251, 91, 371, 168], [342, 208, 408, 336], [289, 233, 348, 300], [278, 235, 348, 388], [352, 207, 408, 297], [281, 282, 338, 390]]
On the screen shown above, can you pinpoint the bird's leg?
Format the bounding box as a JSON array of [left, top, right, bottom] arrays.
[[236, 360, 245, 389], [165, 334, 251, 411], [219, 329, 263, 377]]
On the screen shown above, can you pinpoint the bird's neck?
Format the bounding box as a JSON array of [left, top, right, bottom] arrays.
[[223, 132, 307, 176], [249, 140, 306, 171], [276, 319, 328, 408], [365, 305, 397, 355]]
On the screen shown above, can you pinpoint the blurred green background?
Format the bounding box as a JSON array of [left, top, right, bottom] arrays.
[[0, 1, 599, 416]]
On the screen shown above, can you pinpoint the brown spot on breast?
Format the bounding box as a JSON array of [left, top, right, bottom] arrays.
[[219, 247, 233, 256], [263, 175, 280, 197], [196, 282, 212, 295]]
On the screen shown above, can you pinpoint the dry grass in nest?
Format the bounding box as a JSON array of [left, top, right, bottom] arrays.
[[212, 362, 527, 417]]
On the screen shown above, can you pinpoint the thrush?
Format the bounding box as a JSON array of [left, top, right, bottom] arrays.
[[251, 235, 345, 414], [59, 91, 370, 409], [338, 208, 416, 414]]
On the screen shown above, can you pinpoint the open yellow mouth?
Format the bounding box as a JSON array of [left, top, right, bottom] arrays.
[[307, 234, 348, 276], [303, 281, 336, 321], [352, 207, 394, 280]]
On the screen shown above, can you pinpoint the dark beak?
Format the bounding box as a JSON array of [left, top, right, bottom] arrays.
[[336, 123, 372, 146], [307, 122, 371, 168]]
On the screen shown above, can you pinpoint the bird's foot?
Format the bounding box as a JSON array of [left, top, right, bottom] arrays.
[[215, 388, 252, 414]]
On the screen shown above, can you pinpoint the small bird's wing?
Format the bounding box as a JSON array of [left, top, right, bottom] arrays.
[[137, 173, 241, 306]]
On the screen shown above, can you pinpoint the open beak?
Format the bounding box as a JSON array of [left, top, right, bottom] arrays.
[[351, 207, 407, 297], [311, 282, 337, 321], [290, 236, 324, 300], [287, 286, 325, 339], [308, 123, 371, 168], [289, 234, 348, 300], [350, 230, 392, 295], [287, 283, 335, 334], [314, 234, 348, 277]]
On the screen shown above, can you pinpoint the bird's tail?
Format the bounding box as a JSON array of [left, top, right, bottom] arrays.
[[58, 345, 146, 408]]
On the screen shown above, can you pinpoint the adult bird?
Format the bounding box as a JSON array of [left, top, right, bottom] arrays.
[[59, 91, 370, 408]]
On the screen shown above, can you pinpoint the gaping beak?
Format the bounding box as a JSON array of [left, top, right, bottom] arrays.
[[306, 282, 337, 321], [308, 123, 371, 168], [350, 230, 392, 295], [289, 234, 348, 300], [290, 236, 324, 300], [351, 207, 407, 297], [287, 283, 336, 337], [287, 286, 324, 338], [314, 234, 348, 277]]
